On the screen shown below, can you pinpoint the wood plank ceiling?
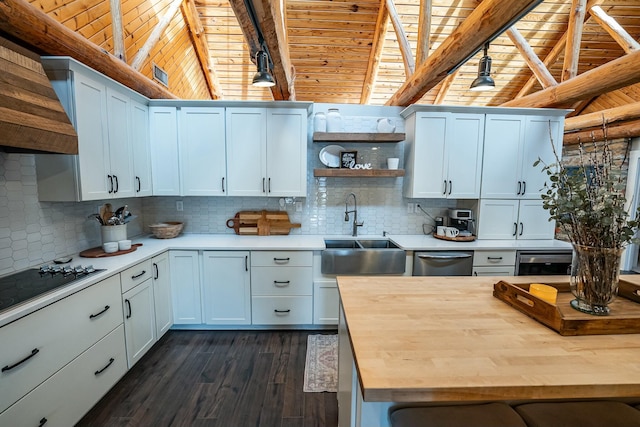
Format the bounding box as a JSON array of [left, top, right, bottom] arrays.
[[3, 0, 640, 138]]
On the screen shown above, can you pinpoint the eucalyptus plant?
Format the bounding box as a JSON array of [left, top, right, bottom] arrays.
[[535, 133, 639, 250]]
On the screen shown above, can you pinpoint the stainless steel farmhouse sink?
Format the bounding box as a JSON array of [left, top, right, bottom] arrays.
[[321, 239, 406, 275]]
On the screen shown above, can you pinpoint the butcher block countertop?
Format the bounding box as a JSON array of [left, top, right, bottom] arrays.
[[337, 275, 640, 403]]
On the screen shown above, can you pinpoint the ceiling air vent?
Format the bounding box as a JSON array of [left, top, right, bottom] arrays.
[[153, 64, 169, 87]]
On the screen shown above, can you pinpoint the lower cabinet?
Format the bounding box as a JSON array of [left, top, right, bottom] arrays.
[[122, 278, 156, 368], [0, 325, 127, 427], [252, 296, 313, 325], [169, 250, 202, 324], [152, 252, 173, 338], [313, 280, 339, 324], [472, 250, 516, 276], [202, 251, 251, 325]]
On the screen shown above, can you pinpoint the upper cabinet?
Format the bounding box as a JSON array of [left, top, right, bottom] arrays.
[[481, 114, 564, 199], [131, 100, 152, 196], [36, 58, 149, 201], [403, 111, 485, 199], [149, 106, 180, 196]]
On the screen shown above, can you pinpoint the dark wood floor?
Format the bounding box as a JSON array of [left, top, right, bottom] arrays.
[[78, 330, 339, 427]]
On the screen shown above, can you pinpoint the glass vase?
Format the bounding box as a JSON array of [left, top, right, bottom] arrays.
[[570, 244, 623, 316]]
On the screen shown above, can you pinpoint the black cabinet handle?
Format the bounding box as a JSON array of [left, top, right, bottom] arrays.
[[274, 309, 291, 313], [274, 280, 290, 287], [89, 305, 110, 319], [262, 177, 266, 193], [522, 181, 526, 195], [153, 263, 159, 280], [125, 299, 132, 319], [487, 257, 503, 261], [94, 357, 115, 375], [448, 180, 452, 195], [245, 255, 248, 272], [2, 348, 39, 372], [474, 271, 478, 276], [273, 257, 290, 263], [108, 175, 113, 193], [513, 222, 518, 236], [131, 270, 146, 279], [38, 418, 48, 426], [268, 177, 271, 193], [517, 181, 522, 195], [519, 222, 524, 236], [222, 177, 225, 193], [113, 175, 119, 193], [136, 176, 141, 192], [443, 180, 447, 195]]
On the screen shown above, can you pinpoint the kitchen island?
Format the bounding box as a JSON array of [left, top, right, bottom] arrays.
[[337, 275, 640, 427]]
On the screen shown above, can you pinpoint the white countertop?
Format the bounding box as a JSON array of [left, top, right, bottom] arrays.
[[0, 233, 570, 328]]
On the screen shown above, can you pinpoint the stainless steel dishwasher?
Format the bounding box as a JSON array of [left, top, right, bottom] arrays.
[[412, 251, 474, 276]]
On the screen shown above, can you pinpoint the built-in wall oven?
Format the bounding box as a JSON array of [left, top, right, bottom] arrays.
[[515, 250, 572, 276]]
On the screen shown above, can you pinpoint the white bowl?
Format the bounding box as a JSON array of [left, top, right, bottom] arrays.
[[118, 240, 132, 251], [102, 242, 118, 253]]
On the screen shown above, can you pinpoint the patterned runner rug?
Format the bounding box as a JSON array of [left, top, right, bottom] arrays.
[[303, 334, 338, 392]]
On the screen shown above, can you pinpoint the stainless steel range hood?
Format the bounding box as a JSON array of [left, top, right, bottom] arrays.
[[0, 36, 78, 154]]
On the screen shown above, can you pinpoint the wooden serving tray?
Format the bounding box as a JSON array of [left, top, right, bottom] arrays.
[[226, 210, 301, 235], [80, 243, 142, 258], [432, 233, 476, 242], [493, 280, 640, 336]]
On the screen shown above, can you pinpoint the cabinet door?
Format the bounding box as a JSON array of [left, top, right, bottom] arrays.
[[446, 113, 485, 198], [74, 72, 111, 200], [477, 199, 519, 240], [106, 87, 135, 198], [518, 199, 556, 240], [179, 107, 227, 196], [313, 280, 339, 325], [131, 100, 152, 196], [226, 108, 267, 196], [481, 115, 525, 199], [149, 106, 181, 195], [202, 251, 251, 325], [169, 250, 202, 324], [403, 113, 447, 198], [521, 116, 563, 199], [152, 252, 173, 339], [266, 108, 308, 197], [122, 279, 156, 368]]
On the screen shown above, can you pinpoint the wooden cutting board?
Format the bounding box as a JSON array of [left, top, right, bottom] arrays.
[[226, 211, 301, 235], [80, 243, 142, 258]]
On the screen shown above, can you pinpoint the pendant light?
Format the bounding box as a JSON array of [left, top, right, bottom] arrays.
[[252, 49, 275, 87], [469, 43, 495, 92]]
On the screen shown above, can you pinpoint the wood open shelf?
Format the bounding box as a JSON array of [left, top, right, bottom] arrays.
[[313, 168, 405, 178], [313, 132, 405, 143]]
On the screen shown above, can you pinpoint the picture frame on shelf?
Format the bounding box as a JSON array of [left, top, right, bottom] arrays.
[[340, 151, 358, 168]]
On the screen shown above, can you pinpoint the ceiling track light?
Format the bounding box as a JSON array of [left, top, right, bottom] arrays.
[[470, 43, 495, 92], [253, 49, 275, 87]]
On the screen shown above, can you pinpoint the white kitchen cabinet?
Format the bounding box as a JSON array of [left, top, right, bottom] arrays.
[[403, 111, 485, 199], [149, 106, 181, 195], [226, 107, 308, 197], [179, 107, 227, 196], [472, 250, 516, 276], [122, 278, 156, 368], [477, 199, 556, 240], [152, 252, 173, 338], [131, 99, 152, 196], [36, 58, 142, 201], [169, 250, 202, 324], [481, 114, 563, 199], [313, 280, 339, 325], [202, 251, 251, 325]]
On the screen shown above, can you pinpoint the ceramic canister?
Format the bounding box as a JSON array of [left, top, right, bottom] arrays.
[[326, 108, 342, 132], [314, 112, 327, 132]]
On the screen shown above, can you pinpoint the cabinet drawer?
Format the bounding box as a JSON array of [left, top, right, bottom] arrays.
[[251, 251, 312, 267], [0, 275, 123, 413], [0, 325, 127, 427], [121, 259, 153, 293], [472, 266, 515, 276], [473, 250, 516, 267], [251, 267, 312, 296], [251, 296, 312, 325]]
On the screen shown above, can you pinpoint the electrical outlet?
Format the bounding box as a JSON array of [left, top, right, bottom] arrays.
[[176, 201, 183, 211], [295, 201, 303, 212], [407, 203, 414, 214]]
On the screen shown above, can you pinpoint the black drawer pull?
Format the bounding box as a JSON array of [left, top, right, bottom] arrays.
[[95, 357, 115, 375], [89, 305, 110, 319], [274, 280, 291, 287], [125, 299, 132, 319], [2, 348, 39, 372], [136, 176, 141, 192], [274, 309, 291, 314], [39, 417, 48, 426], [131, 270, 146, 279], [487, 257, 503, 261], [273, 257, 290, 263]]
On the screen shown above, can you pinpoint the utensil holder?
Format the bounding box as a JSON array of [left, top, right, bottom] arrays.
[[101, 224, 127, 244]]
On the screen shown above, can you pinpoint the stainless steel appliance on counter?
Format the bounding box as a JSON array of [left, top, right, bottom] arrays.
[[413, 251, 474, 276], [448, 209, 476, 234], [515, 250, 572, 275]]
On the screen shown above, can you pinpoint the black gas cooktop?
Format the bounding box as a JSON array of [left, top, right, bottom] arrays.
[[0, 264, 105, 313]]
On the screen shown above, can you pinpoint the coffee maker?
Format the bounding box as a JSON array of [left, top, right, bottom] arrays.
[[448, 209, 475, 234]]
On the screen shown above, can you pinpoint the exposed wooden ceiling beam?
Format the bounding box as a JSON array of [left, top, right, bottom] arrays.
[[0, 0, 176, 99], [181, 0, 221, 99], [565, 101, 640, 131], [562, 0, 587, 82], [506, 27, 556, 89], [109, 0, 126, 61], [361, 0, 389, 104], [564, 119, 640, 145], [386, 0, 543, 107], [386, 0, 415, 77], [433, 71, 458, 105], [589, 6, 640, 53], [131, 0, 183, 71], [416, 0, 432, 65], [502, 50, 640, 108], [228, 0, 260, 58]]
